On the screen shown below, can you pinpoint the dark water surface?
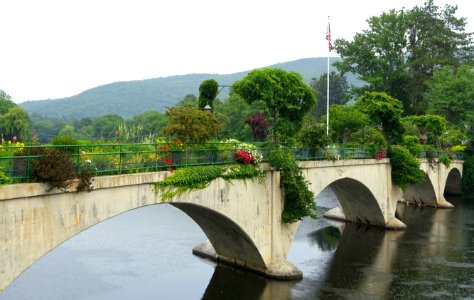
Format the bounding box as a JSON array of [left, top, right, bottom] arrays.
[[2, 190, 474, 299]]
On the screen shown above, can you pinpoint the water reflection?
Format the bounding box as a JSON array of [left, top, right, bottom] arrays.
[[202, 264, 293, 300], [308, 226, 341, 252]]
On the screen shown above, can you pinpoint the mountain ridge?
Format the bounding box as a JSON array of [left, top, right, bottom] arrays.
[[20, 57, 355, 119]]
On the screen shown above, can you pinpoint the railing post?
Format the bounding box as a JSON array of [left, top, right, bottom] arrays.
[[119, 144, 123, 174], [76, 144, 80, 174], [27, 146, 31, 182]]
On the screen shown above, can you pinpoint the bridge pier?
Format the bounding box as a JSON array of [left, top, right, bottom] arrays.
[[168, 169, 303, 280]]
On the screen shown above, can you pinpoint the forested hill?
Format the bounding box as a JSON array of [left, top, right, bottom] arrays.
[[20, 57, 353, 119]]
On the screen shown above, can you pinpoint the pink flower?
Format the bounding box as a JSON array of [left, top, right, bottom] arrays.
[[12, 136, 17, 142], [115, 130, 119, 137]]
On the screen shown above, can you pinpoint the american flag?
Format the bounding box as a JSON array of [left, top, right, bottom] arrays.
[[326, 21, 333, 52]]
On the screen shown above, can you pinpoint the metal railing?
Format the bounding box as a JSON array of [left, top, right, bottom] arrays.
[[0, 142, 386, 182]]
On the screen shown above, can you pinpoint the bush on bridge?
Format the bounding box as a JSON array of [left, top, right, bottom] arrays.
[[388, 145, 425, 190], [267, 147, 316, 223]]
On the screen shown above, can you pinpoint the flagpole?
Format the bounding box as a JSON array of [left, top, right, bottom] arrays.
[[326, 51, 330, 136], [326, 16, 330, 136]]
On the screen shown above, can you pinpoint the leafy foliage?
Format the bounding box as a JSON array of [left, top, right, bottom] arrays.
[[51, 135, 80, 154], [31, 149, 77, 191], [162, 106, 220, 143], [232, 68, 316, 143], [347, 126, 386, 153], [267, 148, 316, 223], [334, 1, 473, 115], [401, 135, 423, 157], [0, 90, 16, 115], [154, 164, 264, 200], [0, 106, 32, 141], [298, 116, 329, 149], [325, 105, 370, 143], [245, 112, 269, 141], [309, 71, 350, 120], [355, 92, 404, 144], [425, 65, 474, 127], [388, 145, 425, 190], [401, 114, 447, 145]]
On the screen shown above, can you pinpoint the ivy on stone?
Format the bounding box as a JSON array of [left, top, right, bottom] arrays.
[[267, 148, 316, 223]]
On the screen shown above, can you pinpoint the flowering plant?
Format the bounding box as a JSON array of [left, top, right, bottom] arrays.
[[375, 149, 385, 160], [234, 149, 255, 165]]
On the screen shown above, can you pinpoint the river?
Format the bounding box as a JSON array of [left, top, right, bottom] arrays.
[[1, 189, 474, 299]]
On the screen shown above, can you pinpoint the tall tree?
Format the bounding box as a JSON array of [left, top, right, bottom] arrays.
[[334, 9, 409, 107], [0, 90, 16, 115], [232, 68, 315, 143], [425, 65, 474, 127], [131, 110, 168, 136], [310, 71, 349, 120], [0, 106, 32, 141], [334, 1, 473, 115], [406, 0, 473, 114], [91, 114, 124, 140]]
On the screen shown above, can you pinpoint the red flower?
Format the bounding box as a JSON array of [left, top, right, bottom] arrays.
[[375, 149, 385, 160], [234, 150, 254, 165]]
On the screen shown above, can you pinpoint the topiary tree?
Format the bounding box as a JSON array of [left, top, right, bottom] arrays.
[[198, 79, 219, 112], [232, 68, 315, 143]]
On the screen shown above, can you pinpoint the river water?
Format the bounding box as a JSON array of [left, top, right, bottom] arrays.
[[2, 189, 474, 299]]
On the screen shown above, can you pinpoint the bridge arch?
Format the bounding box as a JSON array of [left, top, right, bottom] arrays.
[[170, 202, 266, 270], [8, 201, 266, 290], [402, 160, 464, 208], [323, 178, 386, 226], [402, 174, 438, 207], [444, 167, 462, 196]]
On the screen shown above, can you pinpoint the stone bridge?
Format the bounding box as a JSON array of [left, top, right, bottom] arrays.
[[0, 158, 463, 292]]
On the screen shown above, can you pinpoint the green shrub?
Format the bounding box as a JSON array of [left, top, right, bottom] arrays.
[[31, 149, 76, 191], [402, 135, 423, 157], [388, 145, 425, 190], [51, 136, 80, 154], [439, 153, 451, 168]]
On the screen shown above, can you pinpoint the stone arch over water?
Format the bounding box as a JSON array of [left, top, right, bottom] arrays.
[[323, 178, 386, 227], [444, 167, 462, 196], [402, 173, 438, 207], [170, 202, 266, 270]]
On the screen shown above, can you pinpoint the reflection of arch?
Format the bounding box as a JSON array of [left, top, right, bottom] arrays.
[[444, 168, 462, 196], [403, 174, 437, 207], [324, 178, 386, 227], [171, 203, 266, 270]]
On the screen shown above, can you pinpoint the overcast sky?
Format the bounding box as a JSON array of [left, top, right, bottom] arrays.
[[1, 0, 473, 103]]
